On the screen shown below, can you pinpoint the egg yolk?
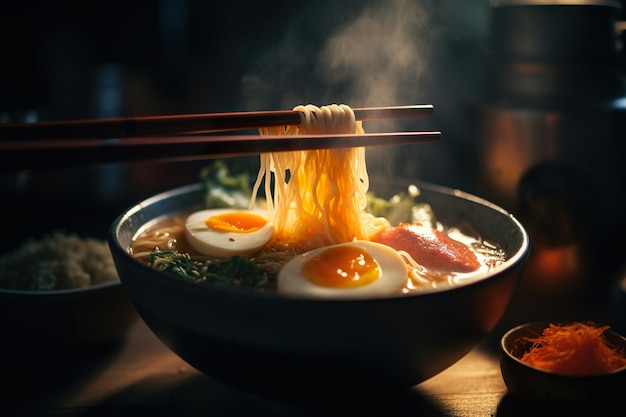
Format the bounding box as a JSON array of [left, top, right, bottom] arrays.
[[301, 245, 380, 288], [205, 211, 267, 233]]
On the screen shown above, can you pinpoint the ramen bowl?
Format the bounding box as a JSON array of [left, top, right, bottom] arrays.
[[500, 321, 626, 410], [109, 180, 529, 403]]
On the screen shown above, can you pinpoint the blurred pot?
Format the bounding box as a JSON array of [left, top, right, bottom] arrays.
[[475, 0, 626, 325]]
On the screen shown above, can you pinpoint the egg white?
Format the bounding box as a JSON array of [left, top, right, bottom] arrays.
[[185, 209, 274, 257], [277, 240, 408, 299]]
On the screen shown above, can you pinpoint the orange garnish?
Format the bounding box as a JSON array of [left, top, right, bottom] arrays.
[[520, 322, 626, 375]]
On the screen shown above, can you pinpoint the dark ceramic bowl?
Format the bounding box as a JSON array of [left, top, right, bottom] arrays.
[[109, 180, 530, 403], [0, 281, 138, 356], [500, 321, 626, 409]]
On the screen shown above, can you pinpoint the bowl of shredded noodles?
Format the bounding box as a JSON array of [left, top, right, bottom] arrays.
[[109, 104, 530, 403], [0, 231, 138, 355], [500, 321, 626, 410]]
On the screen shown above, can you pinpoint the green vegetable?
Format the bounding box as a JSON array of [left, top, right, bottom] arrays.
[[200, 160, 252, 209], [367, 185, 436, 227], [148, 250, 271, 290]]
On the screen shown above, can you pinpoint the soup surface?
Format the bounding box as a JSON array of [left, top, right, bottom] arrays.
[[130, 189, 506, 298]]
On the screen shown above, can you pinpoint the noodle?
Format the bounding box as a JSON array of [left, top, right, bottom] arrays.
[[252, 104, 390, 250]]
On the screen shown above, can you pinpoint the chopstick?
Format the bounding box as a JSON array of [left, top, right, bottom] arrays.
[[0, 131, 441, 171], [0, 105, 434, 140]]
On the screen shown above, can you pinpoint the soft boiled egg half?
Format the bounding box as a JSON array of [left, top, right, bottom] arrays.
[[185, 209, 274, 257], [278, 240, 408, 299]]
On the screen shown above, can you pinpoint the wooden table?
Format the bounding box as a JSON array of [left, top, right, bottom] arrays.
[[0, 317, 504, 417], [0, 317, 620, 417]]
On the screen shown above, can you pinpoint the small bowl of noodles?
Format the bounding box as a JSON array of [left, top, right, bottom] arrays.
[[0, 231, 138, 356], [109, 104, 531, 404], [500, 321, 626, 410]]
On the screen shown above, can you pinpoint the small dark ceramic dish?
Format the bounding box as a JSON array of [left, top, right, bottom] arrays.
[[109, 180, 530, 403], [500, 321, 626, 409], [0, 281, 138, 356]]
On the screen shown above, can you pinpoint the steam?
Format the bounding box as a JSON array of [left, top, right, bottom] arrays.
[[318, 0, 437, 107], [239, 0, 458, 185], [241, 0, 442, 114]]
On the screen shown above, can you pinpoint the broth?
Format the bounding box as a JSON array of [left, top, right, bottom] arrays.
[[131, 210, 506, 295]]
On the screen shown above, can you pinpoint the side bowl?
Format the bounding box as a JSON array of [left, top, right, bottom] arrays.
[[109, 180, 530, 403], [0, 281, 138, 356], [500, 321, 626, 409]]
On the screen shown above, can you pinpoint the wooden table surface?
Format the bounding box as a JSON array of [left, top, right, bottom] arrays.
[[4, 315, 619, 417]]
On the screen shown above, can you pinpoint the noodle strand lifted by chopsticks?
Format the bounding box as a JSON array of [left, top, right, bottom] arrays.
[[251, 104, 390, 250]]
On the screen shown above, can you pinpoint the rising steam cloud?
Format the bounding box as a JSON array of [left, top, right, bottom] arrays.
[[318, 0, 438, 107], [240, 0, 475, 187], [241, 0, 442, 115]]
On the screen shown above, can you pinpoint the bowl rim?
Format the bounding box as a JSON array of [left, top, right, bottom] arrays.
[[109, 180, 531, 302], [500, 320, 626, 377]]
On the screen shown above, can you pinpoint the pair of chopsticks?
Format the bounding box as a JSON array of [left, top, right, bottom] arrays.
[[0, 105, 441, 171]]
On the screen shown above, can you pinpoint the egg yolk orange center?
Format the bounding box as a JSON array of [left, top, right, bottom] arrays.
[[302, 245, 380, 288], [206, 212, 267, 233]]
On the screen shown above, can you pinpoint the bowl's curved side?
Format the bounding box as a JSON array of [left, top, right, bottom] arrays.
[[110, 181, 529, 401]]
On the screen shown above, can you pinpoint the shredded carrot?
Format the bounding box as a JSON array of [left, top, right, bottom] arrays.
[[519, 322, 626, 375]]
